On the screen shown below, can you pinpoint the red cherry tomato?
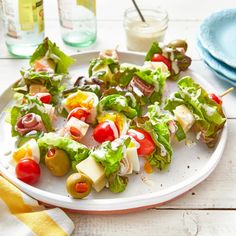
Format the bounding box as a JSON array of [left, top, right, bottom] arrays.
[[39, 94, 52, 104], [15, 159, 41, 185], [93, 121, 119, 143], [209, 93, 222, 105], [127, 129, 155, 157], [67, 107, 90, 122], [151, 53, 172, 71], [75, 182, 89, 193], [36, 93, 52, 104]]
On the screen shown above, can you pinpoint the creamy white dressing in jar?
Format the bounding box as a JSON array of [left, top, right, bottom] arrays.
[[123, 8, 168, 52]]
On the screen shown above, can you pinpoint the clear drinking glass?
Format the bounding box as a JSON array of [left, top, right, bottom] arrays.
[[58, 0, 97, 48], [2, 0, 45, 58], [123, 7, 168, 52]]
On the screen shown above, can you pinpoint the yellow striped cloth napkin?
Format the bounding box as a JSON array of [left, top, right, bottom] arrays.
[[0, 176, 74, 236]]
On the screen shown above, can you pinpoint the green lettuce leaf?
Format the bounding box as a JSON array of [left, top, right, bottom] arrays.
[[175, 121, 186, 141], [30, 38, 75, 74], [148, 104, 173, 170], [108, 174, 128, 193], [145, 42, 192, 80], [77, 84, 102, 97], [119, 63, 169, 104], [131, 103, 173, 170], [88, 58, 120, 87], [91, 137, 130, 176], [143, 120, 172, 170], [10, 106, 22, 137], [165, 76, 226, 147], [16, 131, 44, 148], [10, 96, 54, 137], [145, 42, 162, 61], [148, 102, 186, 141], [13, 69, 69, 105], [98, 94, 138, 119], [90, 137, 130, 192], [102, 86, 142, 116], [37, 133, 90, 170], [118, 63, 140, 87], [135, 68, 169, 103]]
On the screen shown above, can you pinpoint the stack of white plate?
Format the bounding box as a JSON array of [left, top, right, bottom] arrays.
[[197, 9, 236, 86]]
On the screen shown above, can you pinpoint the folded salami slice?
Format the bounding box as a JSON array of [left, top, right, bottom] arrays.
[[129, 75, 155, 97], [16, 113, 46, 136]]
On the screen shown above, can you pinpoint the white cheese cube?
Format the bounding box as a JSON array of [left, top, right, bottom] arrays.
[[76, 156, 105, 185], [126, 148, 140, 172], [173, 105, 195, 132], [44, 104, 55, 121], [143, 61, 169, 73], [29, 84, 48, 94], [93, 178, 106, 192]]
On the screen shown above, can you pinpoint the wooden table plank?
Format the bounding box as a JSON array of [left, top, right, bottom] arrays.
[[69, 209, 236, 236]]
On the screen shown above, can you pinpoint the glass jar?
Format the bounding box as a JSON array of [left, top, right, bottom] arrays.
[[58, 0, 96, 48], [123, 7, 168, 52], [2, 0, 45, 58]]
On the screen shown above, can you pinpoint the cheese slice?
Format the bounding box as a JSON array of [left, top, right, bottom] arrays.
[[29, 84, 48, 94], [126, 147, 140, 172], [44, 103, 55, 121], [76, 156, 105, 185], [92, 178, 106, 192], [143, 61, 169, 73], [173, 105, 195, 132]]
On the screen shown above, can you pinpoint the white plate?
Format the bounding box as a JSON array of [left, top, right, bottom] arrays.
[[0, 51, 228, 214]]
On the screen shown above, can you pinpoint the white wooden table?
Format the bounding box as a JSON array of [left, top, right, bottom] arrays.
[[1, 1, 236, 235]]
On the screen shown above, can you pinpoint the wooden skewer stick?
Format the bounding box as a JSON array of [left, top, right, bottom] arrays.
[[220, 87, 234, 98]]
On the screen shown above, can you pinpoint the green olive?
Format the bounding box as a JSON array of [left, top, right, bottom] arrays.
[[66, 173, 92, 199], [45, 148, 70, 176], [168, 40, 188, 52]]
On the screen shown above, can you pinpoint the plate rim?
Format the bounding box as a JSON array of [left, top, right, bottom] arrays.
[[0, 51, 228, 213], [196, 38, 236, 82], [200, 60, 236, 87], [199, 8, 236, 68]]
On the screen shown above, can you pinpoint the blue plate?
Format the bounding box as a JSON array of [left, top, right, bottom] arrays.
[[199, 9, 236, 68], [202, 59, 236, 86], [196, 39, 236, 81]]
